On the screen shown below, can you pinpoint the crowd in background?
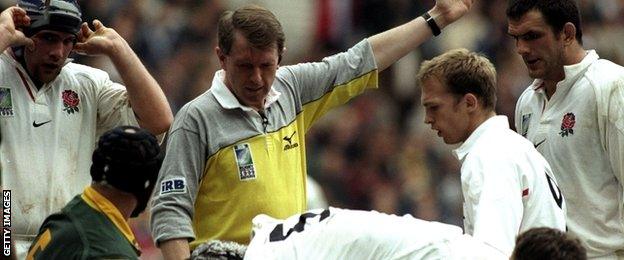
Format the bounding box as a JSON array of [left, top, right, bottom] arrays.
[[2, 0, 622, 258]]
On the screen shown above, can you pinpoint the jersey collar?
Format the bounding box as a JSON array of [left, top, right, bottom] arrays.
[[530, 50, 598, 91], [453, 115, 510, 161], [81, 186, 141, 253], [211, 70, 281, 111]]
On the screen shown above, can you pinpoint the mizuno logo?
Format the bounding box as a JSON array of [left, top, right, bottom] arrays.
[[534, 139, 546, 149], [283, 131, 299, 151], [32, 120, 52, 128]]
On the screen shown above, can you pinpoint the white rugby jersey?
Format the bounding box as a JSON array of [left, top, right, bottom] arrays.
[[245, 207, 506, 260], [0, 50, 138, 241], [515, 50, 624, 259], [453, 116, 566, 256]]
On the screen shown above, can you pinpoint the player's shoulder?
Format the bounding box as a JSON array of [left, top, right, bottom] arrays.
[[63, 62, 108, 78], [585, 59, 624, 86], [59, 62, 112, 88], [516, 84, 539, 106], [30, 212, 85, 259]]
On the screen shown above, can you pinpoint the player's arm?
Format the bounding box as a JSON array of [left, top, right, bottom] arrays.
[[0, 6, 33, 52], [151, 115, 207, 260], [606, 79, 624, 189], [73, 20, 172, 135], [463, 160, 523, 255], [160, 239, 191, 260], [368, 0, 474, 71]]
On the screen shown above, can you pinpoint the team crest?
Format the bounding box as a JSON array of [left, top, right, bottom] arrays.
[[62, 89, 80, 114], [234, 143, 256, 180], [520, 113, 532, 137], [0, 88, 14, 117], [559, 112, 575, 137]]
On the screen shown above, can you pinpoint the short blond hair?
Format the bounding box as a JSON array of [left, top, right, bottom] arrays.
[[417, 48, 497, 110]]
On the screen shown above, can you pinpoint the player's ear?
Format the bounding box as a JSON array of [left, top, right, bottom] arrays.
[[464, 93, 478, 112], [215, 46, 226, 69], [562, 22, 577, 46]]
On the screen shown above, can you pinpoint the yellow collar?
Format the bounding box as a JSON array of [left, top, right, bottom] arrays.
[[81, 186, 141, 252]]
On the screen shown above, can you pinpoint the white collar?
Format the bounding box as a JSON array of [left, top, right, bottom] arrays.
[[211, 70, 281, 111], [530, 50, 598, 91], [453, 115, 509, 161]]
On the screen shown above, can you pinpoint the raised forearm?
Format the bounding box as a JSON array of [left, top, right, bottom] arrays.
[[108, 39, 173, 134], [369, 0, 472, 72]]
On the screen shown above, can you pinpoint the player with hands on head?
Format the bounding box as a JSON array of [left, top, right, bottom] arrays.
[[0, 1, 172, 258], [150, 0, 474, 259]]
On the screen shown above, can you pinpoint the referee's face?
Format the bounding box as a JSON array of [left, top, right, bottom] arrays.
[[218, 32, 279, 111], [421, 77, 470, 144]]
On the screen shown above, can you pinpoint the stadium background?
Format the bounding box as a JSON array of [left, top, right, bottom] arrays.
[[2, 0, 622, 258]]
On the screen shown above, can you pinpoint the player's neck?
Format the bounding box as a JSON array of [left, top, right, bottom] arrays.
[[92, 184, 137, 220], [468, 110, 496, 136]]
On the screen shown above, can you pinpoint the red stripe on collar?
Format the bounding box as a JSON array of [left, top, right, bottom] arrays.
[[15, 67, 35, 102]]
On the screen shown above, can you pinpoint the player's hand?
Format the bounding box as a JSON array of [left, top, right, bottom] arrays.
[[430, 0, 475, 28], [0, 6, 33, 48], [74, 20, 125, 56]]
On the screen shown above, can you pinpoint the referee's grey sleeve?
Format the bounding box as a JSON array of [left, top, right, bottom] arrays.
[[150, 108, 206, 245]]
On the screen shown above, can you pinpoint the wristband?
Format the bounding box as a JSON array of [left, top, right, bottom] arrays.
[[421, 12, 441, 36]]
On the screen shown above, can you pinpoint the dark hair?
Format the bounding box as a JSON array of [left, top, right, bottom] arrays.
[[217, 5, 285, 62], [506, 0, 583, 44], [512, 228, 587, 260], [416, 48, 497, 110]]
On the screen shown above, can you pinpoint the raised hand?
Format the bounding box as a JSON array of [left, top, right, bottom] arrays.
[[74, 19, 125, 57], [0, 6, 33, 49], [430, 0, 475, 28]]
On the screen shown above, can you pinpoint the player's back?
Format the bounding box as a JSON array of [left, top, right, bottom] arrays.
[[245, 207, 506, 260]]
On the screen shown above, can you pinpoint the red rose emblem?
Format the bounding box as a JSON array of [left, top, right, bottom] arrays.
[[561, 113, 575, 129], [559, 112, 575, 137], [62, 90, 80, 114]]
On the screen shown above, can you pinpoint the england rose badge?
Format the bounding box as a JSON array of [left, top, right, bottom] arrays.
[[559, 112, 575, 137], [62, 89, 80, 114]]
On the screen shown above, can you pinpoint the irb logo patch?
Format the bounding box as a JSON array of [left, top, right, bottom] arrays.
[[233, 143, 256, 180], [160, 178, 187, 195]]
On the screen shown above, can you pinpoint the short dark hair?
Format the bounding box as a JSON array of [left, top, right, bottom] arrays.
[[506, 0, 583, 45], [417, 48, 497, 110], [512, 228, 587, 260], [217, 5, 285, 62]]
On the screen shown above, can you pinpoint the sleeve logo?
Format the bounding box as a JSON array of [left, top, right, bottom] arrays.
[[520, 113, 531, 137], [0, 88, 14, 117], [160, 178, 187, 195]]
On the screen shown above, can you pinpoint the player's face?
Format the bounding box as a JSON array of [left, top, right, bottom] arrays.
[[24, 30, 75, 84], [218, 32, 279, 111], [507, 10, 565, 81], [421, 77, 470, 144]]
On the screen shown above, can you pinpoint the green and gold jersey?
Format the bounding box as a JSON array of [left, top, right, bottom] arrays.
[[26, 187, 140, 260]]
